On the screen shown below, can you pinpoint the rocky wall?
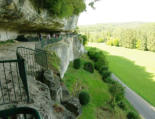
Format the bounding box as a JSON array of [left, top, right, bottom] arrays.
[[0, 0, 78, 40], [45, 35, 85, 78]]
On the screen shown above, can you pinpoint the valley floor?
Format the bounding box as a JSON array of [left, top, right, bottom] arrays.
[[88, 43, 155, 107]]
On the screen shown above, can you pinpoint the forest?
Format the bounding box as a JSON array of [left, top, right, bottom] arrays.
[[79, 22, 155, 52]]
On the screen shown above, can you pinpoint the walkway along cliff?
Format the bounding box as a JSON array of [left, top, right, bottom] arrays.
[[0, 0, 85, 118]]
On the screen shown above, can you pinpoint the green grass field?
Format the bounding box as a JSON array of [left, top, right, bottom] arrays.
[[63, 55, 139, 119], [89, 43, 155, 106]]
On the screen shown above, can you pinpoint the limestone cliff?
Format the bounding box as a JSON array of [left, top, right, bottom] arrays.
[[0, 0, 84, 118], [42, 35, 85, 78], [0, 0, 78, 41]]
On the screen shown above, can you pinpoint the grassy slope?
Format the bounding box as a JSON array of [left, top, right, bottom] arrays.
[[63, 55, 139, 119], [89, 43, 155, 106]]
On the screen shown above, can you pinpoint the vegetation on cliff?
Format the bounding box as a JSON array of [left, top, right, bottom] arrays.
[[63, 51, 140, 119], [31, 0, 86, 17]]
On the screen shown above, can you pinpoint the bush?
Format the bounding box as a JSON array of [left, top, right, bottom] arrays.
[[109, 82, 124, 103], [87, 48, 107, 63], [127, 112, 139, 119], [99, 66, 109, 73], [103, 77, 115, 84], [88, 51, 100, 62], [79, 91, 90, 105], [106, 39, 113, 46], [84, 62, 94, 73], [118, 101, 127, 110], [113, 38, 119, 46], [106, 38, 119, 46], [73, 59, 81, 69], [101, 71, 111, 80], [95, 62, 108, 73], [96, 38, 104, 43], [81, 35, 88, 46]]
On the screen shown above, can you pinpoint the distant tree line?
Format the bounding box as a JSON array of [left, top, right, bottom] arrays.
[[79, 22, 155, 52]]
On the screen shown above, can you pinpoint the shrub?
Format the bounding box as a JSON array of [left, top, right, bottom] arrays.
[[103, 77, 115, 84], [87, 48, 107, 64], [88, 51, 100, 62], [118, 101, 126, 110], [87, 48, 100, 61], [96, 38, 104, 43], [73, 59, 81, 69], [79, 91, 90, 105], [81, 35, 88, 46], [94, 61, 102, 71], [106, 38, 119, 46], [101, 71, 111, 80], [109, 82, 125, 103], [95, 62, 108, 73], [84, 62, 94, 73], [113, 38, 119, 46], [99, 66, 109, 73], [106, 39, 113, 46], [127, 112, 139, 119]]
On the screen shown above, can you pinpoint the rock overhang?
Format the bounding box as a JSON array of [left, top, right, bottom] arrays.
[[0, 0, 78, 33]]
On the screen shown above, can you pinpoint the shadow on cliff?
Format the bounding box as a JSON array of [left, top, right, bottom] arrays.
[[102, 50, 155, 106]]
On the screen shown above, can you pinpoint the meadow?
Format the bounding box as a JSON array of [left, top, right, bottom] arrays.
[[89, 43, 155, 106]]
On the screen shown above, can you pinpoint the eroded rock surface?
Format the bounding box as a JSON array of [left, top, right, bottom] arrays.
[[0, 0, 78, 41], [46, 35, 85, 78]]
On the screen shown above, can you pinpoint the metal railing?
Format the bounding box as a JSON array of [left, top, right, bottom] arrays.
[[0, 59, 29, 105], [35, 34, 78, 49], [35, 37, 62, 49], [16, 47, 48, 78], [0, 46, 48, 105]]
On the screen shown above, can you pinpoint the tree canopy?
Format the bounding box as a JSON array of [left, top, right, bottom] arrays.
[[32, 0, 83, 18], [31, 0, 100, 18], [79, 22, 155, 52]]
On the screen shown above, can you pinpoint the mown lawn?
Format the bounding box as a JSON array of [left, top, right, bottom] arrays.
[[63, 55, 139, 119], [89, 43, 155, 106]]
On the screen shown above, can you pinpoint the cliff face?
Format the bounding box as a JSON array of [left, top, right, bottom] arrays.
[[0, 1, 84, 118], [0, 0, 78, 41], [45, 36, 85, 78]]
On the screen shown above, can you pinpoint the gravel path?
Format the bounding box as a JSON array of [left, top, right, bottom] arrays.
[[111, 74, 155, 119]]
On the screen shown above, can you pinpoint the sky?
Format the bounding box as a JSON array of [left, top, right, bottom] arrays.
[[78, 0, 155, 25]]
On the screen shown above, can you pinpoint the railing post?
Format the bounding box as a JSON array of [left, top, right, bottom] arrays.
[[17, 53, 30, 103]]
